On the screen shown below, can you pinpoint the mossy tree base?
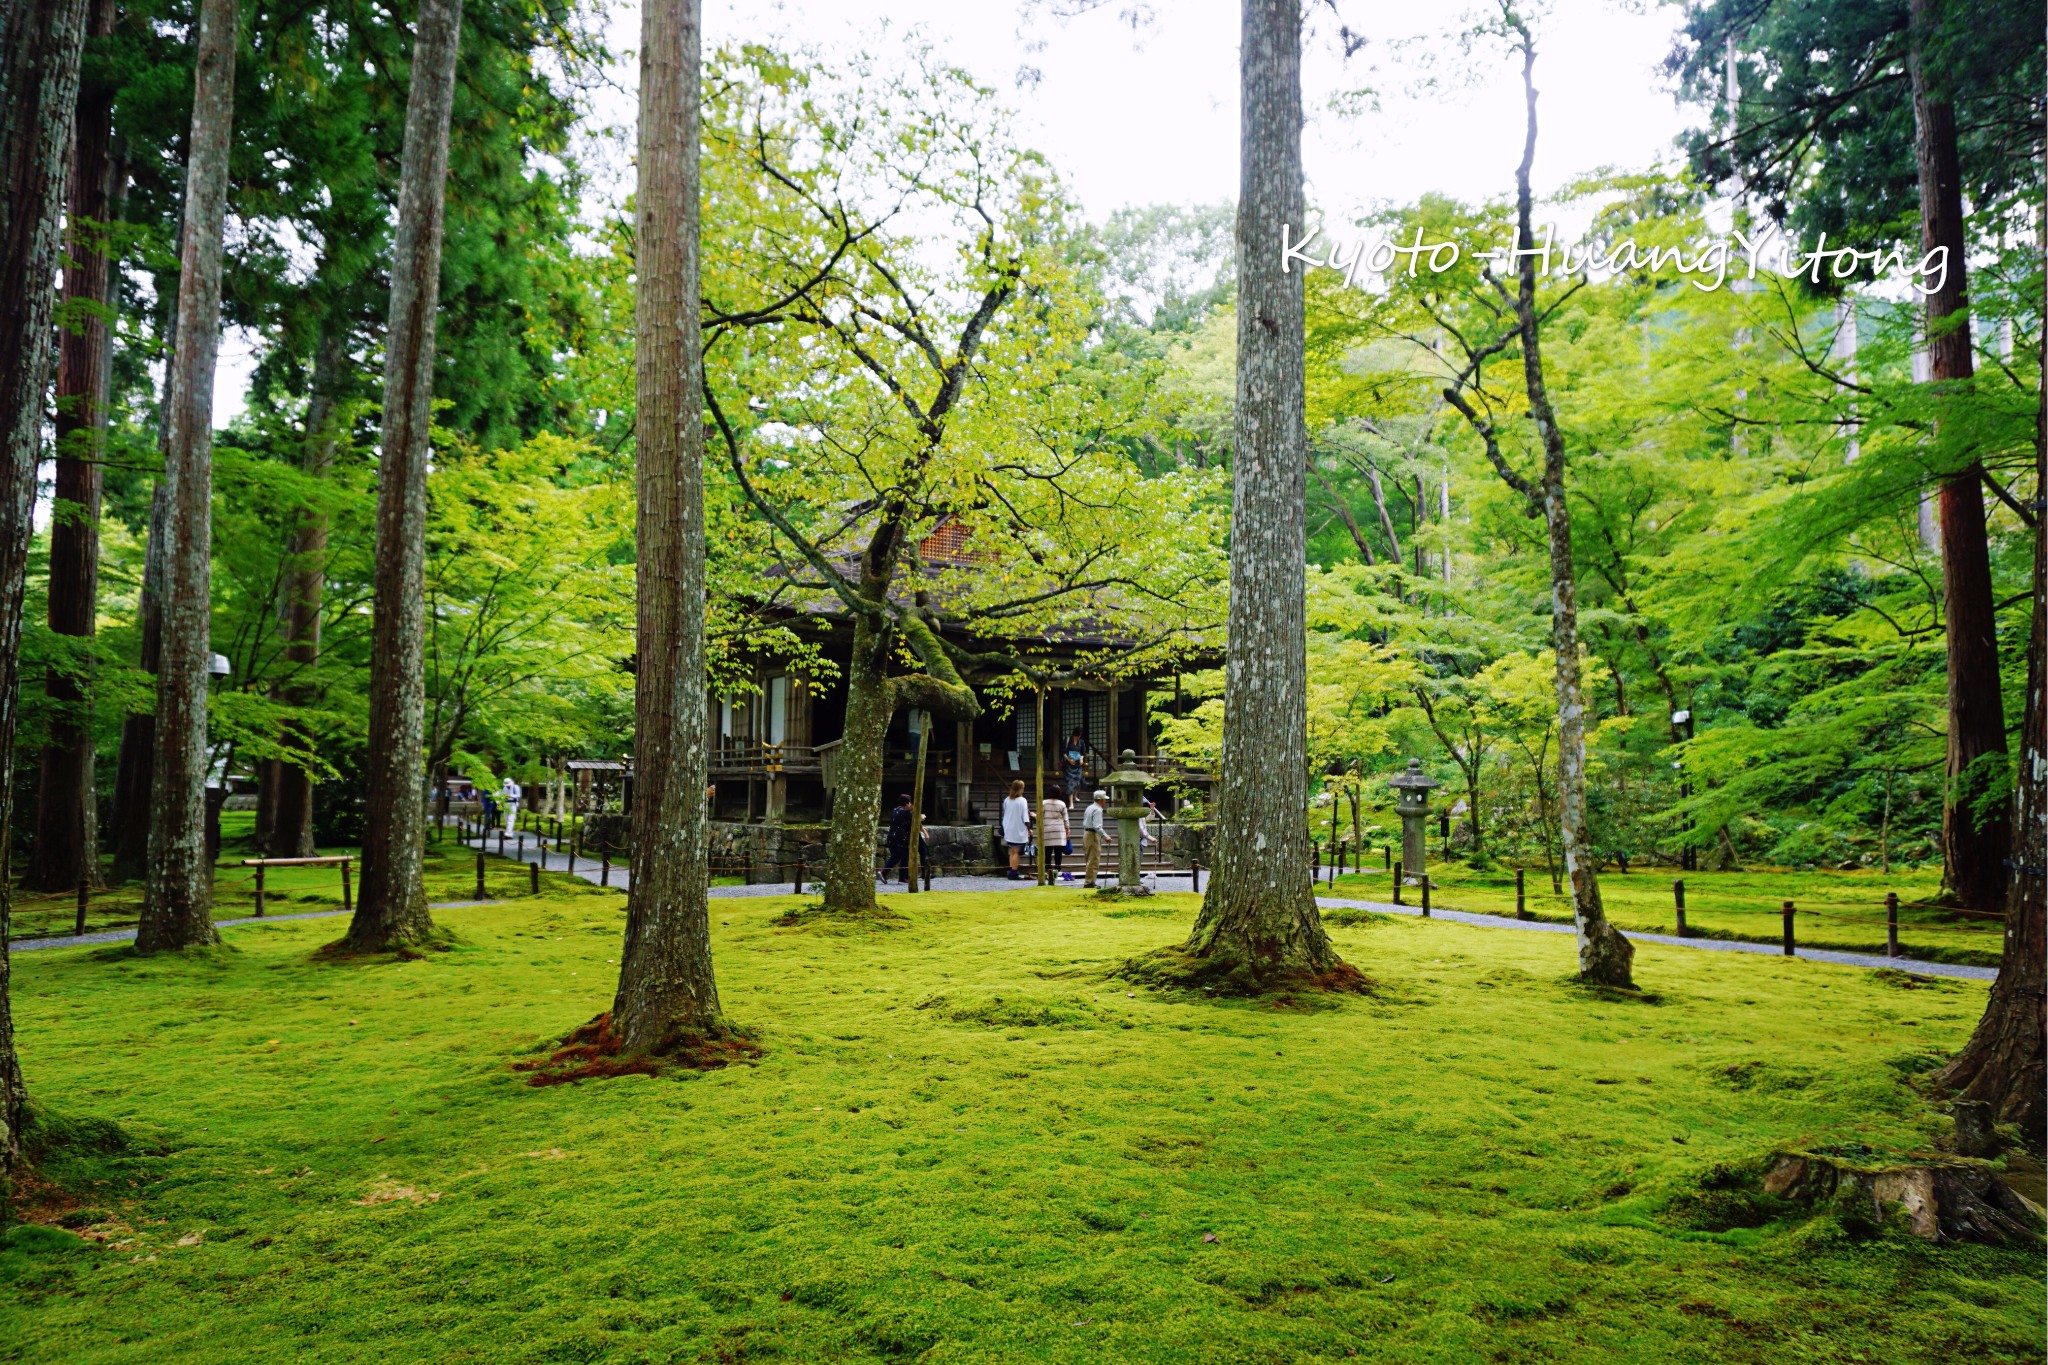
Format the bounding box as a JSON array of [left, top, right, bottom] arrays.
[[1118, 944, 1371, 1001], [514, 1012, 761, 1086], [315, 928, 455, 963]]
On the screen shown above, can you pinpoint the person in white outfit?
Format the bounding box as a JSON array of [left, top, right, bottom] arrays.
[[1001, 779, 1033, 880], [501, 776, 522, 834]]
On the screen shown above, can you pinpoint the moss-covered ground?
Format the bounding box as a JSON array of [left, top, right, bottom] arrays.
[[1321, 861, 1999, 967], [5, 885, 2041, 1362]]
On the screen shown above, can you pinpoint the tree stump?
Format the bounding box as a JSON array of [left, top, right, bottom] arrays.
[[1762, 1151, 2044, 1244]]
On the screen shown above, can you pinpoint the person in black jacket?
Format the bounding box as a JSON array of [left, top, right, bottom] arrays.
[[883, 793, 915, 883]]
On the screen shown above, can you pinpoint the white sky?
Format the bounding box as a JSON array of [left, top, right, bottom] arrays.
[[213, 0, 1712, 424]]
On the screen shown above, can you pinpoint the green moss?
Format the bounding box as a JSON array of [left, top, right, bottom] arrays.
[[6, 888, 2040, 1362]]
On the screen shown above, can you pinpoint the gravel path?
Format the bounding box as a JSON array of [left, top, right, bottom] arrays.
[[13, 843, 1993, 982]]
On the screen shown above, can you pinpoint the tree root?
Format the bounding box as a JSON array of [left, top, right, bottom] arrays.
[[513, 1012, 762, 1086]]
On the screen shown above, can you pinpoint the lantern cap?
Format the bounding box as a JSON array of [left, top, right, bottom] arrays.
[[1387, 758, 1440, 792], [1103, 749, 1150, 787]]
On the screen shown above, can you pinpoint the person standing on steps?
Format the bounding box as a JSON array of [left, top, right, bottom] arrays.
[[1002, 779, 1033, 880], [1082, 789, 1108, 888], [1062, 729, 1088, 804], [1041, 791, 1071, 878], [501, 775, 522, 834], [883, 792, 915, 884]]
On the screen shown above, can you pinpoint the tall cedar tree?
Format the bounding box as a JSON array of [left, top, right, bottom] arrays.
[[347, 0, 464, 951], [138, 0, 238, 952], [1930, 48, 2047, 1150], [1667, 0, 2035, 910], [1171, 0, 1348, 989], [1905, 0, 2007, 912], [1441, 10, 1633, 987], [609, 0, 725, 1050], [27, 0, 118, 892], [0, 0, 91, 1194]]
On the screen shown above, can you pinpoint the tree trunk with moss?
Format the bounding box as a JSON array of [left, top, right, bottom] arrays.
[[348, 0, 462, 952], [1508, 32, 1630, 989], [1170, 0, 1346, 992], [820, 614, 895, 913], [0, 0, 92, 1194], [139, 0, 238, 953], [610, 0, 725, 1051]]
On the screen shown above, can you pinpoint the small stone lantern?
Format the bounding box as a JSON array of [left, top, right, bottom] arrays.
[[1388, 759, 1440, 882], [1102, 748, 1152, 897]]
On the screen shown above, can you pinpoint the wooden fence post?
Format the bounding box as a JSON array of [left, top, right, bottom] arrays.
[[75, 879, 89, 935], [1781, 900, 1795, 956], [1673, 879, 1687, 938], [1515, 867, 1526, 920], [475, 849, 487, 900], [341, 859, 353, 914], [601, 851, 611, 888], [1393, 861, 1404, 906], [1421, 875, 1431, 919], [1886, 892, 1899, 958], [529, 862, 540, 896], [253, 864, 266, 919]]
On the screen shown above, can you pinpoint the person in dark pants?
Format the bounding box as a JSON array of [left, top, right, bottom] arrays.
[[883, 792, 915, 883]]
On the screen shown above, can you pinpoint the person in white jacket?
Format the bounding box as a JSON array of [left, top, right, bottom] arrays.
[[1001, 779, 1033, 880], [1040, 793, 1071, 877], [501, 776, 522, 834]]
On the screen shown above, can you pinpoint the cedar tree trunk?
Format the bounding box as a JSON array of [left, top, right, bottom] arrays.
[[138, 0, 237, 953], [610, 0, 724, 1049], [269, 326, 345, 857], [1909, 0, 2009, 912], [109, 480, 165, 881], [27, 0, 117, 893], [1929, 161, 2047, 1150], [348, 0, 463, 952], [0, 0, 91, 1185], [1175, 0, 1344, 989]]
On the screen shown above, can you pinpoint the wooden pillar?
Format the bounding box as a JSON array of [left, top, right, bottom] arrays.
[[954, 719, 974, 823], [1106, 683, 1121, 758]]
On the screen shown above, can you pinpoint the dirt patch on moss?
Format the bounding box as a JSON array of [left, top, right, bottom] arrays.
[[513, 1012, 763, 1085]]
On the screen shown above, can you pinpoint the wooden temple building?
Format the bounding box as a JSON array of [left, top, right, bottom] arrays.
[[706, 523, 1215, 829]]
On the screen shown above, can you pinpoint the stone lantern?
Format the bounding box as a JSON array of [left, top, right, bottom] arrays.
[[1388, 759, 1440, 882], [1102, 748, 1152, 897]]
